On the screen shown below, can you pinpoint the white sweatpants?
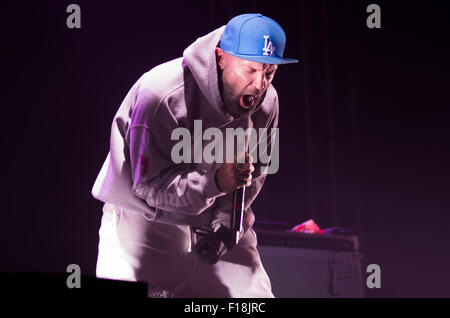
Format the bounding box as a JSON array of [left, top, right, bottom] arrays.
[[96, 203, 274, 298]]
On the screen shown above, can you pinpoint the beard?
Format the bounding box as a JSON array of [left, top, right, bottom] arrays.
[[218, 68, 266, 119], [222, 84, 246, 119]]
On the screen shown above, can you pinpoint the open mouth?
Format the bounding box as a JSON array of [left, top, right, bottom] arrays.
[[240, 95, 256, 109]]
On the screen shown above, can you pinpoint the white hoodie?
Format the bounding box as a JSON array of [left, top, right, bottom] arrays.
[[91, 25, 279, 237]]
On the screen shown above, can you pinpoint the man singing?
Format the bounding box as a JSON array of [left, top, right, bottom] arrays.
[[92, 13, 298, 298]]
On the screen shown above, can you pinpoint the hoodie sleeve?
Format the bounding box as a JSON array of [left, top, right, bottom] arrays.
[[127, 87, 226, 217]]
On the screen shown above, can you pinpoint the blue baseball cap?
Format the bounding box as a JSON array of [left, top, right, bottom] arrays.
[[219, 13, 298, 65]]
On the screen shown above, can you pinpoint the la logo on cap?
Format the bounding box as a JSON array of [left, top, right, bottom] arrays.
[[262, 35, 275, 56]]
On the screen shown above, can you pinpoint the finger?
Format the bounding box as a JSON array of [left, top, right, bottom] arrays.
[[237, 172, 253, 184], [243, 164, 254, 175], [240, 169, 253, 179], [236, 179, 247, 188], [247, 153, 253, 164], [236, 162, 252, 171], [236, 168, 252, 179], [242, 180, 252, 187]]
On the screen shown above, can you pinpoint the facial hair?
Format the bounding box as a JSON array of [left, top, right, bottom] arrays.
[[217, 67, 266, 119]]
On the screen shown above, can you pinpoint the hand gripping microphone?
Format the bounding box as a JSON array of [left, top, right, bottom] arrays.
[[192, 112, 253, 264]]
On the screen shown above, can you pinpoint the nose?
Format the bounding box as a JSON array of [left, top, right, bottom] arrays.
[[252, 72, 267, 92]]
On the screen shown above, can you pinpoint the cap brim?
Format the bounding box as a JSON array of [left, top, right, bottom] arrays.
[[227, 52, 299, 64]]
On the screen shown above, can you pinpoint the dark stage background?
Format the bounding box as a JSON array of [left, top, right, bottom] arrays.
[[2, 0, 449, 297]]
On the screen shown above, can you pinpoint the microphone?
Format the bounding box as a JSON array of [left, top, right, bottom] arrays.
[[229, 112, 252, 249], [229, 185, 245, 249]]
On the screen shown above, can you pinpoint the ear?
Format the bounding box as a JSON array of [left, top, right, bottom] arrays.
[[215, 47, 226, 70]]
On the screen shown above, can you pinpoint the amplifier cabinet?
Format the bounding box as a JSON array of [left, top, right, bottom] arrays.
[[255, 228, 365, 298]]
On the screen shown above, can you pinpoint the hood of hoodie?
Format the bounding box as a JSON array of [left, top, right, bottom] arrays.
[[183, 26, 226, 119]]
